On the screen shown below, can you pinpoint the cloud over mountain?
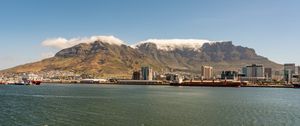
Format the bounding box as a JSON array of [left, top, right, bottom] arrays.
[[132, 39, 216, 51], [41, 36, 124, 49]]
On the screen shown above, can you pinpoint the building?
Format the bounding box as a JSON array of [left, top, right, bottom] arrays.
[[273, 70, 283, 81], [242, 67, 247, 76], [201, 66, 213, 80], [284, 64, 296, 74], [221, 71, 238, 80], [264, 68, 272, 80], [241, 64, 265, 82], [284, 69, 292, 83], [141, 66, 153, 80], [132, 71, 141, 80], [284, 63, 296, 83], [246, 64, 265, 78]]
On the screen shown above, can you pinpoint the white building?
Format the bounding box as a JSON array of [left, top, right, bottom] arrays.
[[201, 66, 213, 80], [241, 64, 265, 82]]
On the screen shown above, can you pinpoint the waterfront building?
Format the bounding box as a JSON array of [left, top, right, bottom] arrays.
[[273, 71, 283, 81], [284, 69, 292, 83], [152, 72, 158, 80], [264, 68, 272, 80], [141, 66, 153, 80], [284, 63, 296, 83], [284, 63, 296, 74], [242, 67, 247, 75], [221, 71, 238, 80], [132, 71, 141, 80], [201, 66, 213, 80], [241, 64, 265, 82], [246, 64, 264, 78]]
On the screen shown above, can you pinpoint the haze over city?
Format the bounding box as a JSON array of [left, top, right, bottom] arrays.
[[0, 0, 300, 69]]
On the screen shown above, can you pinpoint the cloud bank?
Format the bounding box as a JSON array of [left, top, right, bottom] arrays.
[[41, 35, 224, 52], [42, 36, 124, 49], [133, 39, 215, 51]]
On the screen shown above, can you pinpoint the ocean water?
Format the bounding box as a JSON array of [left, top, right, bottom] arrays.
[[0, 84, 299, 126]]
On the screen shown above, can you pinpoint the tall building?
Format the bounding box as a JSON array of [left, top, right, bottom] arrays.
[[284, 64, 296, 74], [241, 64, 265, 82], [284, 63, 296, 83], [141, 66, 153, 80], [132, 71, 141, 80], [201, 66, 213, 80], [245, 64, 265, 78], [264, 68, 272, 79]]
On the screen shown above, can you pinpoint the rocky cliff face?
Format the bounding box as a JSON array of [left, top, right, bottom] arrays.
[[134, 41, 276, 72], [3, 40, 281, 77], [136, 41, 264, 62]]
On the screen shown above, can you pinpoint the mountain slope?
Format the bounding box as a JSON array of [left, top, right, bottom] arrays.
[[2, 39, 282, 77]]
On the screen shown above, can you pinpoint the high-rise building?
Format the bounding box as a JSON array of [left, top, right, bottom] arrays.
[[244, 64, 265, 78], [284, 64, 296, 74], [132, 71, 141, 80], [284, 64, 296, 83], [240, 64, 265, 82], [264, 68, 272, 79], [201, 66, 213, 80], [141, 66, 153, 80]]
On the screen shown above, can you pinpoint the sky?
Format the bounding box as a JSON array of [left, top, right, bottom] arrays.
[[0, 0, 300, 70]]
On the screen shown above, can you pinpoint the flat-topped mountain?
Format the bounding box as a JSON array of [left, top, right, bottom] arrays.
[[2, 37, 282, 77]]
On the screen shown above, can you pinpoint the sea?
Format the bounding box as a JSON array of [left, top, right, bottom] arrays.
[[0, 84, 299, 126]]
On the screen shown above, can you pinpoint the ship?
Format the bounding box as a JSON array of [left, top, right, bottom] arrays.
[[171, 80, 243, 87], [22, 73, 43, 85], [292, 84, 300, 88]]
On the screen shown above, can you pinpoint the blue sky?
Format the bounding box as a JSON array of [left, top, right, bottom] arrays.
[[0, 0, 299, 69]]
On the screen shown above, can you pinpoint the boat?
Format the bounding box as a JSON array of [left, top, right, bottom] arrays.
[[14, 82, 27, 85], [21, 73, 42, 85], [12, 80, 30, 85], [31, 80, 42, 85], [292, 84, 300, 88]]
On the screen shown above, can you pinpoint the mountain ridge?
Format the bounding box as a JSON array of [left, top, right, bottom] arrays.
[[1, 39, 282, 78]]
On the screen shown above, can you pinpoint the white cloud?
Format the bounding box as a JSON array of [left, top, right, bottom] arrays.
[[132, 39, 217, 51], [42, 35, 125, 49]]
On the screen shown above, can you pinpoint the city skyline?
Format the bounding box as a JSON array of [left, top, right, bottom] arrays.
[[1, 0, 300, 69]]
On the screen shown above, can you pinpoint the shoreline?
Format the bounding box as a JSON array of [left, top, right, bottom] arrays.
[[38, 82, 296, 88]]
